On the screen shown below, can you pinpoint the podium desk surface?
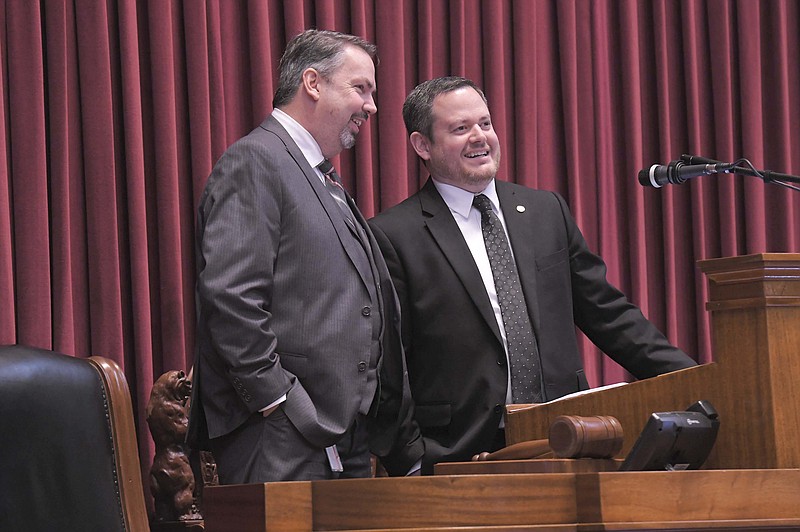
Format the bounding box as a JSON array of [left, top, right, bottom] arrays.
[[433, 458, 623, 475], [203, 468, 800, 531]]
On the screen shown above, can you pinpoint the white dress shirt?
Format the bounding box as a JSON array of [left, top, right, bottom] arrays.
[[431, 178, 516, 407], [272, 108, 328, 184]]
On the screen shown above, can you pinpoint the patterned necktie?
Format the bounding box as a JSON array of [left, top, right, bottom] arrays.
[[318, 159, 370, 247], [318, 159, 358, 230], [473, 193, 543, 404]]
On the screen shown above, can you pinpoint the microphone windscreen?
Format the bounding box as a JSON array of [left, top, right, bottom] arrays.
[[638, 168, 653, 187]]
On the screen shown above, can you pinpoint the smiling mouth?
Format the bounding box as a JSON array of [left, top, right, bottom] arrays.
[[350, 114, 367, 129], [465, 150, 489, 159]]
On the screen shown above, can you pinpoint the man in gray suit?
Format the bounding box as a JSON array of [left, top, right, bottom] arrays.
[[187, 30, 422, 483]]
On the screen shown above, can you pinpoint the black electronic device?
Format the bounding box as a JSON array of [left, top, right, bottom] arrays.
[[618, 400, 720, 472]]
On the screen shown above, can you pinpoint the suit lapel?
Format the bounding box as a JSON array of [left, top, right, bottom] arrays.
[[260, 117, 374, 291], [419, 180, 504, 344], [496, 181, 541, 333]]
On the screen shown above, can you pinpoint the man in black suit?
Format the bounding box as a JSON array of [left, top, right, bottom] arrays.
[[188, 30, 421, 483], [369, 76, 696, 474]]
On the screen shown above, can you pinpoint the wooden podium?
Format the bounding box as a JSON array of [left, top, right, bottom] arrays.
[[202, 254, 800, 530], [203, 469, 800, 530], [505, 253, 800, 469]]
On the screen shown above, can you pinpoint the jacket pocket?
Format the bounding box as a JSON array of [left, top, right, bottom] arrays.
[[536, 247, 568, 272]]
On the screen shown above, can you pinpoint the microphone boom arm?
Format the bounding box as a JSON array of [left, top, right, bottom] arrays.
[[681, 154, 800, 186]]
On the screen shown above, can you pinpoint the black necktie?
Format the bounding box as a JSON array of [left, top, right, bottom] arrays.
[[473, 194, 543, 404]]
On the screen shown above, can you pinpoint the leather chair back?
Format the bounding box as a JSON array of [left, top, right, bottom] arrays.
[[0, 345, 149, 532]]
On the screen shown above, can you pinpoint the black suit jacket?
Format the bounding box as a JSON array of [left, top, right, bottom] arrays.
[[369, 178, 696, 473]]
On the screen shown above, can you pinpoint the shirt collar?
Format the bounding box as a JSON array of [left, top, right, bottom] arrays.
[[432, 178, 500, 220], [272, 108, 325, 169]]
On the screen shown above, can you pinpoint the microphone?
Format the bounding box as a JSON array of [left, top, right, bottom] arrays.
[[638, 161, 736, 188]]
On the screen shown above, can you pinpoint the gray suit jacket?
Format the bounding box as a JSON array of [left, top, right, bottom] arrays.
[[188, 116, 420, 473]]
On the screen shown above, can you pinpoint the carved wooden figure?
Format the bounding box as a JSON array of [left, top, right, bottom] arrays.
[[146, 370, 201, 522]]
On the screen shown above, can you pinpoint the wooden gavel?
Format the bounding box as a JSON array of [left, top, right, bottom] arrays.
[[472, 414, 623, 461]]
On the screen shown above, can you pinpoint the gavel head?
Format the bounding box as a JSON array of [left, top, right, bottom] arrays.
[[548, 415, 624, 459]]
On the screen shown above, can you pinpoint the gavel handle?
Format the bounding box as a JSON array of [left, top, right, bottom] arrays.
[[471, 439, 552, 461]]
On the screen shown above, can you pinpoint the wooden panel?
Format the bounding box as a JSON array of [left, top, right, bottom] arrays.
[[766, 311, 800, 464], [585, 469, 800, 523], [203, 470, 800, 531], [699, 254, 800, 469], [699, 253, 800, 309], [204, 482, 313, 532], [205, 475, 579, 530], [311, 474, 578, 529]]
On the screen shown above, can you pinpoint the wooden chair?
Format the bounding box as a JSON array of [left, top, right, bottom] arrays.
[[0, 345, 149, 532]]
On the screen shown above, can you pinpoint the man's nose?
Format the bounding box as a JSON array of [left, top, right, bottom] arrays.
[[469, 124, 487, 141], [364, 94, 377, 115]]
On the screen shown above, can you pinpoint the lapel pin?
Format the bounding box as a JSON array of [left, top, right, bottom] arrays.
[[516, 205, 526, 213]]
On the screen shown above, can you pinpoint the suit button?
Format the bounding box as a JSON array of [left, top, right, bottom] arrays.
[[494, 404, 503, 414], [497, 359, 505, 366], [358, 361, 367, 372], [361, 306, 371, 316]]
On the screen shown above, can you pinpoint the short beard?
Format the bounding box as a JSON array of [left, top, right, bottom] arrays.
[[458, 151, 502, 189], [340, 128, 356, 150], [426, 156, 500, 192]]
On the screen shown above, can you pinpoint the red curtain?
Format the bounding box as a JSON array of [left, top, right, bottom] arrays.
[[2, 0, 800, 499]]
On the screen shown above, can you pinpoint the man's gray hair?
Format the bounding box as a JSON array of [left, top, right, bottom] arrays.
[[402, 77, 487, 140], [272, 29, 378, 108]]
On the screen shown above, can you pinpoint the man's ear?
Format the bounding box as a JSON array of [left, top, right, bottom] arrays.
[[409, 132, 432, 161], [301, 68, 321, 101]]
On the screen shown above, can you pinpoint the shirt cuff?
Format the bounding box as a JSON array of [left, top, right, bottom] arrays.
[[260, 394, 287, 413], [406, 459, 422, 476]]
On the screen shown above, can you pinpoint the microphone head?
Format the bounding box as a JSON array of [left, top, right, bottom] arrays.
[[638, 168, 652, 187], [638, 165, 663, 188]]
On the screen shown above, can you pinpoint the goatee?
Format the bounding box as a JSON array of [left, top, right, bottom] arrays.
[[340, 128, 356, 150]]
